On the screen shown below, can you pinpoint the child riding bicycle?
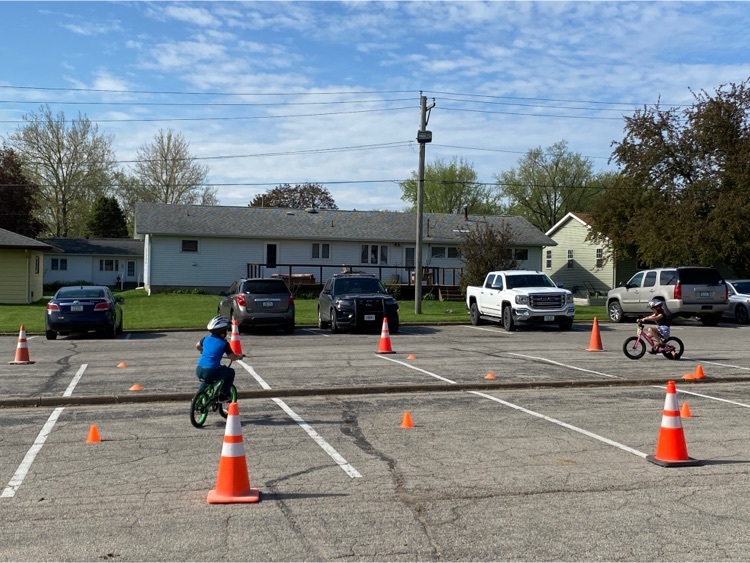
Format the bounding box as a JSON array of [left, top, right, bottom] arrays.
[[195, 316, 244, 401], [638, 299, 674, 356]]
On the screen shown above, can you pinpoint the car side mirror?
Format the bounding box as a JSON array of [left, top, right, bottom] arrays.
[[116, 296, 124, 303]]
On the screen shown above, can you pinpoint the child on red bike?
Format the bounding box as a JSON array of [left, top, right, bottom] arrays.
[[638, 299, 674, 356], [195, 316, 244, 400]]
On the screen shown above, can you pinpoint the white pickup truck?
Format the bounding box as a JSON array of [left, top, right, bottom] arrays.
[[465, 270, 575, 331]]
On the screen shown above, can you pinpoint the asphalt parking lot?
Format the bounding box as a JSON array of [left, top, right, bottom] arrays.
[[1, 320, 750, 561]]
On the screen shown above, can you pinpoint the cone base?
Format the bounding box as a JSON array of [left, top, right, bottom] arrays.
[[377, 350, 395, 354], [207, 487, 260, 504], [586, 348, 604, 352], [646, 455, 702, 467], [9, 360, 35, 365]]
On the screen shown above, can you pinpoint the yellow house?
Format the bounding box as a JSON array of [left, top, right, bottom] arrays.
[[0, 228, 57, 304]]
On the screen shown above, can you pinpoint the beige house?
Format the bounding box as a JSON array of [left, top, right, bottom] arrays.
[[0, 228, 58, 304], [544, 212, 637, 297]]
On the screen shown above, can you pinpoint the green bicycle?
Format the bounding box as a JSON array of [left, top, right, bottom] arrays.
[[190, 364, 238, 428]]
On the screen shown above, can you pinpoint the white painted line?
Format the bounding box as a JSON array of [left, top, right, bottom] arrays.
[[2, 408, 65, 498], [377, 355, 457, 383], [300, 328, 329, 337], [467, 390, 648, 458], [63, 364, 88, 397], [238, 361, 361, 478], [508, 353, 619, 379], [697, 360, 750, 372], [465, 325, 514, 335]]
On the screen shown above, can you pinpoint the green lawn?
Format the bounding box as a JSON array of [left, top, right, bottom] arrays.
[[0, 289, 608, 334]]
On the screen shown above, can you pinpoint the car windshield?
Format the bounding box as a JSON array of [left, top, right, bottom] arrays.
[[732, 281, 750, 294], [57, 288, 105, 299], [505, 274, 555, 289], [334, 278, 385, 294], [241, 281, 288, 294]]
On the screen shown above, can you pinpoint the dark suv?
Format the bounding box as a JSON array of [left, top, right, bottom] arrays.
[[317, 273, 399, 333], [218, 278, 295, 334]]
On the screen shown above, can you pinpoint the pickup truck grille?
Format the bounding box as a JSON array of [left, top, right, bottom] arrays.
[[529, 293, 564, 309]]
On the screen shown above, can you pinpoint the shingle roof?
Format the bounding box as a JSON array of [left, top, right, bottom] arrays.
[[134, 203, 556, 247], [0, 228, 57, 250], [37, 237, 144, 256]]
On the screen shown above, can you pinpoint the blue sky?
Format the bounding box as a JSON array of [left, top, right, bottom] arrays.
[[2, 1, 750, 211]]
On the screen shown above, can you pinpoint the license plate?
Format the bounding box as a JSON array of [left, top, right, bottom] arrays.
[[699, 291, 710, 297], [364, 314, 376, 321], [71, 305, 83, 312], [544, 315, 554, 321], [262, 301, 274, 307]]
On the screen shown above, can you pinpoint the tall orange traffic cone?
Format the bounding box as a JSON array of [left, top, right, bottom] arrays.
[[400, 411, 414, 428], [86, 425, 101, 443], [377, 318, 395, 354], [207, 402, 260, 504], [586, 317, 604, 351], [229, 319, 243, 356], [8, 326, 35, 365], [646, 381, 701, 467]]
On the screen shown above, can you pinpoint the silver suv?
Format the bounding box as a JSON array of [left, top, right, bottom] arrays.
[[218, 278, 295, 334], [607, 267, 728, 326]]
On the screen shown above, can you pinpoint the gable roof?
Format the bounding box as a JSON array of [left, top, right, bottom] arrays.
[[545, 211, 593, 237], [37, 237, 144, 256], [135, 203, 557, 247], [0, 228, 57, 251]]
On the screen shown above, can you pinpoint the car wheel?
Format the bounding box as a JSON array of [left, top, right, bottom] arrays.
[[45, 329, 57, 340], [116, 315, 124, 335], [330, 309, 339, 334], [736, 304, 749, 324], [700, 314, 721, 326], [502, 305, 516, 332], [108, 321, 118, 339], [608, 300, 624, 323], [558, 318, 573, 330], [318, 308, 329, 329], [284, 322, 295, 335], [389, 318, 400, 334], [470, 302, 482, 326]]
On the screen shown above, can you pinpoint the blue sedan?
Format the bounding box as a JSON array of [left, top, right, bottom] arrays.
[[46, 285, 124, 339]]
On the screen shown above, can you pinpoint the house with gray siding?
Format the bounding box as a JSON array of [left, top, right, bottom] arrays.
[[134, 203, 558, 295]]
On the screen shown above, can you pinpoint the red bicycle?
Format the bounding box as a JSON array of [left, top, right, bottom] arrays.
[[622, 321, 684, 360]]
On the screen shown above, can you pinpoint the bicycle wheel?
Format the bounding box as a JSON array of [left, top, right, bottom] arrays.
[[218, 385, 238, 419], [190, 392, 210, 428], [662, 337, 684, 360], [623, 336, 646, 359]]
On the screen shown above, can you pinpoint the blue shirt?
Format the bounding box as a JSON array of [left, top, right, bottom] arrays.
[[197, 334, 232, 369]]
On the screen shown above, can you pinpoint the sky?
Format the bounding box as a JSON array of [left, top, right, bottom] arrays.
[[2, 1, 750, 212]]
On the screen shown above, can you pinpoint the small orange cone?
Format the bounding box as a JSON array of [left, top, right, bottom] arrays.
[[586, 317, 604, 351], [484, 372, 496, 380], [117, 361, 128, 368], [207, 402, 260, 504], [8, 326, 35, 365], [406, 354, 416, 360], [680, 402, 692, 418], [400, 411, 414, 428], [86, 425, 101, 443], [647, 381, 701, 467], [129, 384, 143, 391], [376, 318, 395, 354], [693, 365, 706, 380], [229, 319, 243, 356]]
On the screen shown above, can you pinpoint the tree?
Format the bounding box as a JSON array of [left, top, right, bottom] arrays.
[[495, 140, 602, 232], [591, 80, 750, 276], [249, 183, 338, 209], [458, 222, 517, 293], [0, 147, 45, 237], [400, 157, 504, 214], [85, 195, 128, 238], [131, 129, 215, 206], [6, 105, 117, 237]]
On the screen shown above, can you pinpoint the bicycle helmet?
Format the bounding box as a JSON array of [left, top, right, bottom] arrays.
[[207, 315, 230, 333], [648, 298, 664, 309]]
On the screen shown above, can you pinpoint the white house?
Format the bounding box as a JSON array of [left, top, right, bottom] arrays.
[[134, 203, 558, 295]]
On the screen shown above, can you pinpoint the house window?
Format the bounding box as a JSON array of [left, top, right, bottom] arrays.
[[312, 243, 330, 260], [595, 248, 603, 269], [51, 258, 68, 271], [546, 250, 552, 269], [127, 261, 135, 276], [361, 244, 388, 265], [181, 240, 198, 252], [567, 250, 574, 268], [514, 249, 528, 261], [34, 256, 40, 274], [100, 259, 119, 272], [430, 246, 460, 259]]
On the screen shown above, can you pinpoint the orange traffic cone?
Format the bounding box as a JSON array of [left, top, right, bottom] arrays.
[[377, 318, 394, 354], [400, 411, 414, 428], [207, 402, 260, 504], [8, 326, 35, 365], [485, 372, 496, 380], [680, 402, 692, 418], [586, 317, 604, 351], [129, 384, 143, 391], [693, 365, 706, 380], [117, 361, 128, 368], [646, 381, 701, 467], [86, 425, 101, 443], [406, 354, 416, 360], [229, 319, 243, 356]]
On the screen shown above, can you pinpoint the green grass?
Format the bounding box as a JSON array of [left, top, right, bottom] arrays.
[[0, 290, 608, 334]]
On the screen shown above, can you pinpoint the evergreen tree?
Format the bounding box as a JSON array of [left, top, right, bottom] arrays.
[[85, 195, 128, 238], [0, 147, 45, 236]]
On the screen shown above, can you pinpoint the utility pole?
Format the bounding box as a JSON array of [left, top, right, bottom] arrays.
[[415, 93, 435, 314]]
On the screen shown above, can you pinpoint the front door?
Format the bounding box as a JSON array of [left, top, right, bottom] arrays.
[[266, 244, 277, 268]]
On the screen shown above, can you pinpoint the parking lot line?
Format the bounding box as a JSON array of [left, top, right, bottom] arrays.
[[508, 353, 619, 379], [237, 361, 362, 479]]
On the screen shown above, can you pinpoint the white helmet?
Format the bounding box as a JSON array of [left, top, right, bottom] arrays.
[[648, 298, 664, 309], [207, 315, 230, 332]]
